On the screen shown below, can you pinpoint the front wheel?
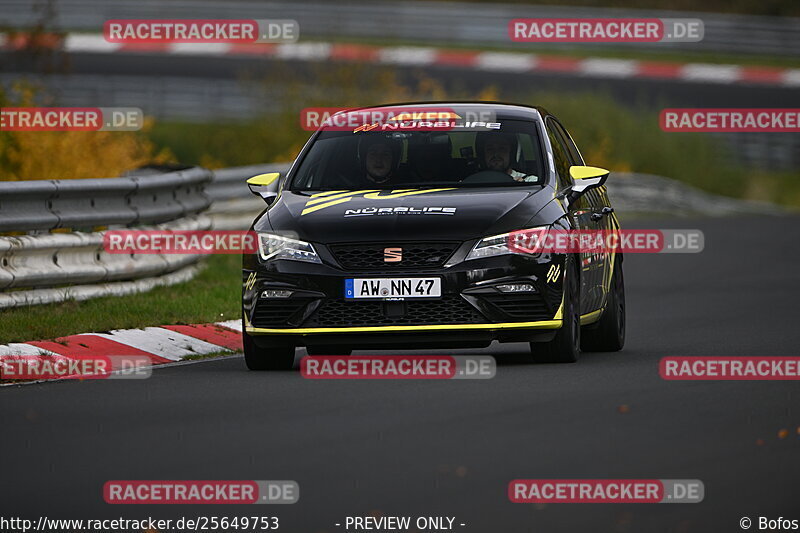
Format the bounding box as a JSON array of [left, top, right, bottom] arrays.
[[581, 256, 626, 352], [242, 329, 296, 371], [531, 256, 580, 363]]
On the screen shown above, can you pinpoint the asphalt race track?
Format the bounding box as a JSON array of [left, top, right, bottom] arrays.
[[2, 214, 798, 532]]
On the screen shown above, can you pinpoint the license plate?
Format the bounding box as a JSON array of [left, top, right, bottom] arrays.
[[345, 278, 441, 299]]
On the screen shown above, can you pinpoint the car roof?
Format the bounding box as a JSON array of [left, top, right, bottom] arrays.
[[334, 102, 550, 122]]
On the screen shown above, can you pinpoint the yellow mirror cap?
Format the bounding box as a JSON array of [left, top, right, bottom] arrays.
[[569, 166, 610, 180], [247, 172, 281, 186]]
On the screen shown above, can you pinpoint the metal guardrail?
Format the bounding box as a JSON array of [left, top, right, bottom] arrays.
[[607, 172, 777, 216], [0, 166, 212, 232], [0, 0, 798, 56], [0, 163, 282, 308], [0, 215, 209, 290]]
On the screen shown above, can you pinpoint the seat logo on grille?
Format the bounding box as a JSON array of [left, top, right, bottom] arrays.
[[384, 247, 403, 262]]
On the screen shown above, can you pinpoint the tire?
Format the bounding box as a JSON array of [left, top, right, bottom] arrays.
[[306, 346, 352, 356], [531, 256, 580, 363], [242, 329, 296, 371], [581, 256, 626, 352]]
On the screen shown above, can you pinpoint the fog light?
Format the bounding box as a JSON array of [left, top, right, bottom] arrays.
[[496, 283, 536, 293], [261, 289, 293, 298]]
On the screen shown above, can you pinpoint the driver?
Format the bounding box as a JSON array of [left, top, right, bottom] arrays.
[[476, 132, 535, 182], [359, 135, 402, 186]]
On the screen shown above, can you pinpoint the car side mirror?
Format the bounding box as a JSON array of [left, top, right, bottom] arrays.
[[247, 172, 281, 205], [567, 166, 609, 203]]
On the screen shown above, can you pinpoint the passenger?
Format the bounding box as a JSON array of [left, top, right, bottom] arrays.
[[475, 132, 535, 182]]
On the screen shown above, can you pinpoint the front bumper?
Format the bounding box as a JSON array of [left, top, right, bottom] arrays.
[[242, 241, 565, 346]]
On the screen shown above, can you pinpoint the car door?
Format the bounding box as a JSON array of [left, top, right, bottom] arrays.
[[552, 119, 614, 313], [545, 117, 600, 315]]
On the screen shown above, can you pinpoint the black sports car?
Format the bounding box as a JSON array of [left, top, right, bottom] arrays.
[[241, 102, 624, 370]]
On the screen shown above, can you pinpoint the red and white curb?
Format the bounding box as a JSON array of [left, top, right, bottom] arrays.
[[0, 319, 243, 368], [2, 33, 798, 88]]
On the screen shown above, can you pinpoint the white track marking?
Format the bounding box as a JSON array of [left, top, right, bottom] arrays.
[[64, 34, 122, 53], [475, 52, 536, 72], [580, 58, 638, 78], [274, 42, 332, 60], [216, 320, 243, 332], [0, 343, 59, 356], [378, 46, 436, 65], [782, 69, 800, 87], [171, 43, 232, 55], [680, 63, 742, 83]]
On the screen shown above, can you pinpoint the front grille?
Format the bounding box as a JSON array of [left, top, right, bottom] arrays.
[[479, 294, 553, 320], [304, 295, 485, 327], [329, 242, 458, 270], [251, 299, 310, 327]]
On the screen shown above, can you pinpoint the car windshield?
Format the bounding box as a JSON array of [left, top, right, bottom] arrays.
[[290, 119, 545, 191]]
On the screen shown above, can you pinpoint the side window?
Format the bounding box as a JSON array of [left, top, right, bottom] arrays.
[[545, 118, 572, 190], [552, 120, 584, 166]]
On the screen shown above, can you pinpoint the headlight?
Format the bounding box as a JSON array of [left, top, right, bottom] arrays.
[[466, 226, 549, 261], [257, 233, 321, 264]]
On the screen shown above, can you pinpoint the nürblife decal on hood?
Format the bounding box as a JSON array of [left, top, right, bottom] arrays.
[[300, 188, 455, 216]]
